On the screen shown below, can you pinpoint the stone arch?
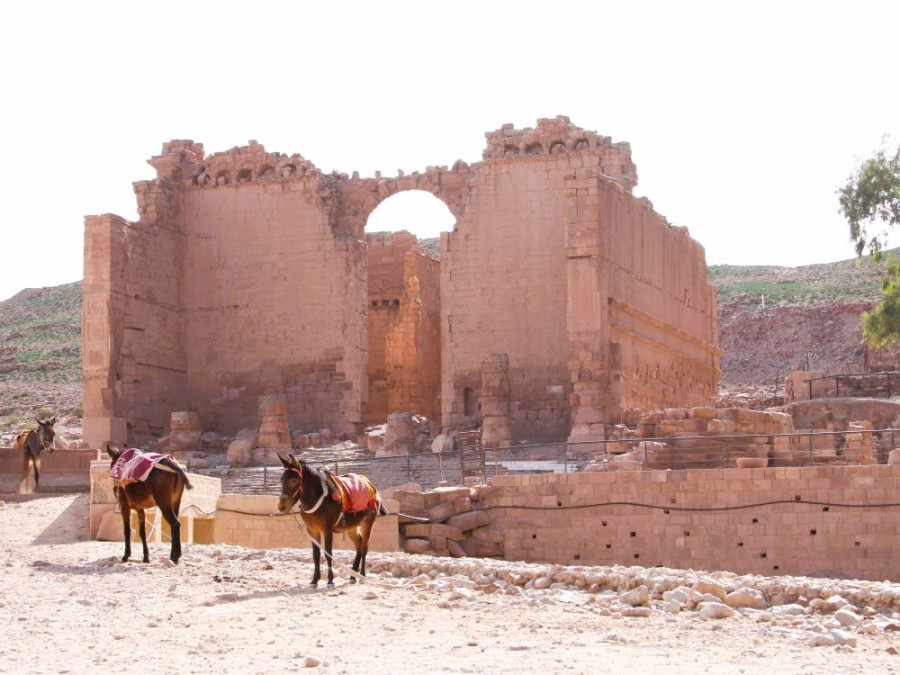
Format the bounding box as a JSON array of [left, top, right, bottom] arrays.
[[237, 168, 253, 183], [366, 188, 456, 239], [215, 171, 230, 186]]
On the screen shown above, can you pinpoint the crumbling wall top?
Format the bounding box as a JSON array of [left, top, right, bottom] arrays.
[[147, 139, 323, 188], [482, 115, 637, 191]]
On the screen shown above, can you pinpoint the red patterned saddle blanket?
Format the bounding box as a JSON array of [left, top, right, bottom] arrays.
[[327, 473, 378, 513], [109, 447, 175, 484]]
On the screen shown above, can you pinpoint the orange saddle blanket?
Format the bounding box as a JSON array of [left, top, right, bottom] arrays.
[[328, 473, 378, 513]]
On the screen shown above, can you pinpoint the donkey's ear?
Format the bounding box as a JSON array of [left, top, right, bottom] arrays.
[[278, 453, 291, 469], [288, 453, 300, 468], [106, 442, 120, 460]]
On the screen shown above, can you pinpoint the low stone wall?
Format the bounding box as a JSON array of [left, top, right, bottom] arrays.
[[212, 495, 400, 552], [483, 464, 900, 582], [0, 447, 100, 493]]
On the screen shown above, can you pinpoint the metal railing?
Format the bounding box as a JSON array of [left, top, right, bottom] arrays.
[[208, 428, 899, 494], [805, 371, 900, 400]]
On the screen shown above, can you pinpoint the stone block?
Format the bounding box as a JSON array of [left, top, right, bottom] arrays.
[[83, 416, 127, 447], [403, 523, 430, 538], [427, 500, 459, 523], [404, 538, 430, 554], [460, 537, 503, 557], [446, 509, 492, 532], [170, 411, 202, 431]]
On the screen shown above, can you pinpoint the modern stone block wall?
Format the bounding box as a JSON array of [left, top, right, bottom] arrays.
[[0, 448, 100, 492], [212, 494, 399, 552], [484, 465, 900, 582]]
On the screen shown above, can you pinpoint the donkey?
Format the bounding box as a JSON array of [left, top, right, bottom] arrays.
[[106, 443, 193, 564], [277, 453, 388, 587], [15, 416, 56, 493]]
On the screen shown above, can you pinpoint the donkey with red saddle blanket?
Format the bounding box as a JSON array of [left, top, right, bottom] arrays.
[[15, 416, 56, 493], [107, 443, 193, 564], [277, 454, 388, 587]]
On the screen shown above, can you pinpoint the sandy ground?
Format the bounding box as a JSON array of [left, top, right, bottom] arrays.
[[1, 494, 899, 674]]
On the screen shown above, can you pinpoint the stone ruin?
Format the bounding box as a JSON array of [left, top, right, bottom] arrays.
[[82, 116, 719, 455]]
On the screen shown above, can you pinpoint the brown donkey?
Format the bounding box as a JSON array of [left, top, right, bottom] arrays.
[[107, 443, 193, 564], [277, 453, 388, 587], [15, 416, 56, 493]]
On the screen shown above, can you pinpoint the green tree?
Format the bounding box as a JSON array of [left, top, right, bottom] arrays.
[[862, 256, 900, 347], [839, 140, 900, 258], [838, 141, 900, 346]]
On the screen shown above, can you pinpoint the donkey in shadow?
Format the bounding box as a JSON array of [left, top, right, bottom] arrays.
[[15, 416, 56, 493]]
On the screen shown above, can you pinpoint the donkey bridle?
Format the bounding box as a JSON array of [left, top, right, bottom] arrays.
[[281, 466, 330, 514]]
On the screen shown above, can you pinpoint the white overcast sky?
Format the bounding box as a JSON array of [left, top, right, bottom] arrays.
[[1, 0, 898, 302]]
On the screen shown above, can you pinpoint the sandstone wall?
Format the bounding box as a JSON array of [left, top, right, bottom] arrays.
[[606, 186, 719, 413], [85, 141, 366, 444], [364, 232, 440, 424], [84, 118, 719, 447], [485, 465, 900, 581], [440, 154, 572, 441], [83, 211, 187, 444], [386, 246, 441, 421], [176, 177, 365, 436], [365, 232, 410, 423]]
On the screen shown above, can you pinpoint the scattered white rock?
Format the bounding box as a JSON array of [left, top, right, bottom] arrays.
[[725, 587, 767, 610], [620, 585, 649, 607], [699, 602, 735, 620]]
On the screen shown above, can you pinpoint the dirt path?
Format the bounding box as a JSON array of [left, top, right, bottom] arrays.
[[1, 494, 899, 674]]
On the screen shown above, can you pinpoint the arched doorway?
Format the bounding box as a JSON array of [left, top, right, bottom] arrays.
[[363, 190, 454, 426]]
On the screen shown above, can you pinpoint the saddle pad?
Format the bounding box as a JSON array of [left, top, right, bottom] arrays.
[[109, 448, 173, 483], [14, 430, 35, 451], [332, 473, 377, 513]]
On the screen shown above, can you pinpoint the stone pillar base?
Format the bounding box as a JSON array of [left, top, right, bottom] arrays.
[[84, 416, 127, 447]]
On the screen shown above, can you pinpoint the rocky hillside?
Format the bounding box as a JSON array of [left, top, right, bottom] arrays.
[[0, 252, 894, 426], [712, 254, 896, 402], [0, 282, 82, 424]]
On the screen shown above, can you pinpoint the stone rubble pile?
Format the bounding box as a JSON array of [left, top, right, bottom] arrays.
[[360, 554, 900, 647], [383, 483, 503, 558]]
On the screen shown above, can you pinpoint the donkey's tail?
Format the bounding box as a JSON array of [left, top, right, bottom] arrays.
[[377, 497, 389, 516], [158, 456, 194, 491]]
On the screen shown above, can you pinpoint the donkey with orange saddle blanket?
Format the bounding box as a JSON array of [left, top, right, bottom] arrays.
[[277, 454, 388, 587]]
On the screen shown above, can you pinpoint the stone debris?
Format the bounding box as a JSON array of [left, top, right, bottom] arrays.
[[385, 483, 504, 559]]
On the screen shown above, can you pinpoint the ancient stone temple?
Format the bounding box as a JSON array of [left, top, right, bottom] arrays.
[[82, 116, 720, 447]]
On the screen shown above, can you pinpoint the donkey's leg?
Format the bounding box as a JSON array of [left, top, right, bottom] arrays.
[[136, 508, 149, 563], [323, 529, 336, 587], [20, 451, 32, 494], [32, 452, 41, 489], [310, 539, 322, 587], [344, 526, 363, 582], [357, 513, 378, 578], [158, 502, 182, 564], [120, 504, 133, 562]]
